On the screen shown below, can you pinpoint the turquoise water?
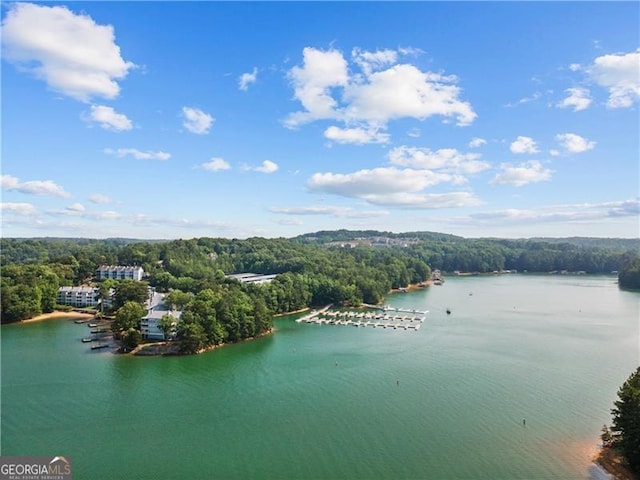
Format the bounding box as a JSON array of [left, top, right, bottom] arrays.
[[2, 275, 638, 479]]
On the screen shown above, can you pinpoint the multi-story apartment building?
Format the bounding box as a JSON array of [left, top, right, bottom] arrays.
[[57, 286, 100, 307], [140, 290, 182, 340], [57, 286, 115, 309], [96, 265, 144, 281]]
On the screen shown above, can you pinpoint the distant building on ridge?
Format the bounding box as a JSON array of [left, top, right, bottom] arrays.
[[97, 265, 144, 281]]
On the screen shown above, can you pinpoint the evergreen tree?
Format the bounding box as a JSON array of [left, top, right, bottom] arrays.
[[610, 367, 640, 474]]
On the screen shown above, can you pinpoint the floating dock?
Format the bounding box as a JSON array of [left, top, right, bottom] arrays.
[[296, 306, 427, 331]]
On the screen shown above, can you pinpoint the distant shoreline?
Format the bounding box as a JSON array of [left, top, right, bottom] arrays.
[[17, 311, 95, 324]]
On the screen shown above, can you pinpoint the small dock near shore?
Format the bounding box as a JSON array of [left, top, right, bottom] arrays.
[[296, 305, 427, 331]]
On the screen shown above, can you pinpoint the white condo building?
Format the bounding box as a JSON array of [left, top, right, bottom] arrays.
[[57, 286, 115, 309], [140, 290, 182, 340], [57, 286, 100, 307], [97, 265, 144, 281]]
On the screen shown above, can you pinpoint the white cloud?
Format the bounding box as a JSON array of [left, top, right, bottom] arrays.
[[88, 105, 132, 131], [239, 67, 258, 91], [182, 107, 214, 134], [324, 125, 390, 145], [1, 3, 134, 102], [285, 47, 349, 127], [1, 174, 71, 198], [1, 202, 38, 216], [309, 167, 454, 197], [407, 128, 421, 138], [66, 202, 86, 212], [557, 87, 592, 111], [268, 205, 389, 218], [202, 158, 231, 171], [285, 46, 476, 141], [491, 161, 552, 187], [360, 191, 483, 209], [555, 133, 596, 153], [254, 160, 279, 174], [505, 91, 542, 108], [47, 206, 120, 220], [104, 148, 170, 160], [469, 198, 639, 224], [469, 137, 486, 148], [352, 47, 397, 75], [307, 167, 480, 208], [587, 49, 640, 108], [88, 193, 112, 204], [388, 146, 490, 175], [510, 136, 539, 154], [343, 63, 476, 126]]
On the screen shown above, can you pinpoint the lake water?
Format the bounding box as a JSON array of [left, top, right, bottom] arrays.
[[2, 275, 638, 479]]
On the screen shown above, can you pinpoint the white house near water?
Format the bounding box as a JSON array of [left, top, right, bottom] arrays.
[[140, 290, 182, 340]]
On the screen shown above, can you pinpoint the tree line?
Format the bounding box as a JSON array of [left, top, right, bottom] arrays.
[[1, 232, 637, 328]]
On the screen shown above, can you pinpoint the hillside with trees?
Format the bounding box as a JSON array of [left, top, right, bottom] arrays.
[[618, 257, 640, 290], [1, 232, 637, 330]]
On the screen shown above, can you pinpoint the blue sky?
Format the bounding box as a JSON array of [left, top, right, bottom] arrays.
[[1, 1, 639, 239]]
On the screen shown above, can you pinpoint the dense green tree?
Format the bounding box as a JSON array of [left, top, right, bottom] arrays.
[[113, 280, 149, 310], [619, 257, 640, 290], [609, 367, 640, 473], [122, 328, 142, 352], [112, 301, 146, 334], [176, 321, 207, 354], [158, 314, 178, 339], [164, 290, 193, 310]]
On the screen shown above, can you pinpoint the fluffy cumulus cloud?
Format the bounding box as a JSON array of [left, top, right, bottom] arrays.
[[490, 161, 552, 187], [201, 158, 231, 171], [555, 133, 596, 153], [286, 47, 349, 126], [241, 160, 279, 173], [351, 47, 397, 76], [469, 137, 487, 148], [88, 105, 132, 131], [238, 67, 258, 91], [1, 2, 135, 102], [388, 146, 490, 175], [254, 160, 279, 174], [587, 49, 640, 108], [182, 107, 214, 134], [285, 46, 476, 143], [510, 136, 539, 154], [104, 148, 170, 160], [324, 125, 390, 145], [1, 174, 71, 197], [557, 87, 592, 111], [307, 167, 481, 208], [1, 202, 38, 216], [268, 205, 389, 218]]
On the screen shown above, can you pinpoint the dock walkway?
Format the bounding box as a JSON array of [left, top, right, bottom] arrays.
[[296, 306, 428, 331]]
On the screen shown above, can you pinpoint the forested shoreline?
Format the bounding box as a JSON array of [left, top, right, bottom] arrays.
[[2, 231, 638, 334]]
